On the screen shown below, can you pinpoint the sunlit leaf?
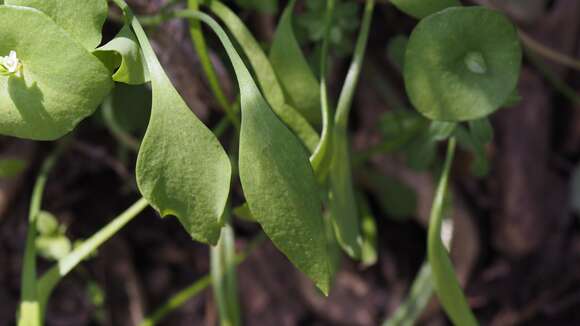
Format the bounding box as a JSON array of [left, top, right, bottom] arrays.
[[0, 5, 112, 140], [177, 10, 331, 293], [404, 7, 522, 121], [201, 0, 320, 152], [5, 0, 108, 50], [132, 17, 232, 245]]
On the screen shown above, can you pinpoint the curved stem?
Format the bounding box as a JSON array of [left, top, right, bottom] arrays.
[[427, 138, 478, 325], [335, 0, 375, 128], [526, 50, 580, 106], [309, 0, 336, 180], [18, 144, 66, 326], [139, 233, 266, 326], [187, 0, 241, 131], [519, 30, 580, 71], [37, 198, 149, 311]]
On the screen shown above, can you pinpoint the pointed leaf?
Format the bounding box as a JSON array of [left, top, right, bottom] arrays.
[[0, 5, 112, 140], [270, 0, 321, 125], [178, 10, 331, 294], [5, 0, 108, 50], [201, 0, 320, 152], [131, 17, 232, 245]]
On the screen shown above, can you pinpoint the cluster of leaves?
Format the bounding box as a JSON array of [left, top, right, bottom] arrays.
[[0, 0, 524, 325]]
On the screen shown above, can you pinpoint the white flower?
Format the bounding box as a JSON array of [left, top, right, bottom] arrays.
[[0, 50, 22, 77]]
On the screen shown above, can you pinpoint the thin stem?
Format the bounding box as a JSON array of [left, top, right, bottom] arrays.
[[427, 138, 478, 325], [309, 0, 336, 178], [18, 144, 66, 326], [187, 0, 241, 131], [526, 50, 580, 106], [335, 0, 375, 128], [37, 198, 149, 310], [140, 233, 266, 326], [519, 30, 580, 72], [211, 223, 241, 326]]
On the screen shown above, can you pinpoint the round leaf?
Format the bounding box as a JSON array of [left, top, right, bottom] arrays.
[[390, 0, 460, 19], [5, 0, 108, 50], [0, 5, 113, 140], [404, 7, 522, 121]]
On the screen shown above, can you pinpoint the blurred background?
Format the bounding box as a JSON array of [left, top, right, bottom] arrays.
[[1, 0, 580, 325]]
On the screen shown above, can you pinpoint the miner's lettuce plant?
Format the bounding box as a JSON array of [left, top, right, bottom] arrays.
[[0, 0, 526, 324]]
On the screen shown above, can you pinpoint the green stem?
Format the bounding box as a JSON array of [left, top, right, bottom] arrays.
[[18, 144, 65, 326], [427, 138, 478, 325], [37, 198, 149, 311], [187, 0, 241, 131], [335, 0, 375, 128], [526, 50, 580, 106], [309, 0, 336, 180], [519, 30, 580, 72], [140, 233, 266, 326], [211, 223, 241, 326]]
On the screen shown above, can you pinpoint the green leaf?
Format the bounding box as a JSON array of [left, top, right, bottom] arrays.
[[383, 262, 434, 326], [329, 128, 362, 258], [404, 7, 522, 121], [0, 5, 112, 140], [94, 25, 150, 85], [176, 10, 331, 294], [389, 0, 460, 19], [5, 0, 108, 50], [132, 17, 232, 245], [201, 0, 320, 152], [0, 158, 26, 177], [270, 0, 321, 125], [327, 0, 375, 259], [427, 138, 478, 325]]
